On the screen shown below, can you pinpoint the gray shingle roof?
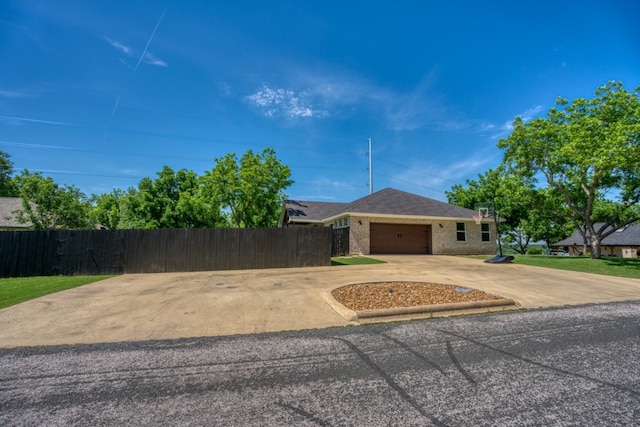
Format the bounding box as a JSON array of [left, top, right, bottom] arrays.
[[553, 222, 640, 246], [0, 197, 30, 229], [283, 200, 346, 222], [284, 188, 478, 223], [342, 188, 478, 218]]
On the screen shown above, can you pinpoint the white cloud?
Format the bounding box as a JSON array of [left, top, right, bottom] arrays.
[[243, 69, 457, 130], [143, 52, 167, 67], [105, 37, 167, 68], [219, 81, 232, 97], [105, 37, 132, 55], [246, 85, 325, 119], [487, 104, 545, 139], [477, 122, 496, 132], [383, 75, 443, 131], [519, 105, 543, 121], [388, 154, 500, 200]]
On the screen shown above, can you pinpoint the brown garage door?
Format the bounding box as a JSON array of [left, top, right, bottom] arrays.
[[370, 223, 432, 254]]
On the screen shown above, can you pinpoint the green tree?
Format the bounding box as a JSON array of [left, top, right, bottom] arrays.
[[447, 168, 573, 254], [498, 81, 640, 258], [202, 148, 293, 227], [447, 168, 530, 254], [90, 189, 125, 229], [13, 171, 93, 229], [112, 166, 225, 229], [116, 187, 147, 229], [521, 187, 574, 249], [0, 150, 18, 197]]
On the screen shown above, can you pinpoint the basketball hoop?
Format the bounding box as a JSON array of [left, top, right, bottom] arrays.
[[472, 214, 484, 225]]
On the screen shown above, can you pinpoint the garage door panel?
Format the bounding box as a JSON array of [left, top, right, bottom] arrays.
[[370, 223, 431, 254]]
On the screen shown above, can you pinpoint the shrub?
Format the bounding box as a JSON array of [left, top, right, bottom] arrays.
[[527, 246, 545, 255]]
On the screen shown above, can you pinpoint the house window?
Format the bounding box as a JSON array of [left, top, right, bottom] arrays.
[[334, 218, 349, 229], [481, 223, 491, 242], [456, 222, 466, 241]]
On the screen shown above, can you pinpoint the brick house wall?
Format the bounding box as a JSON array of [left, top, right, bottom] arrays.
[[348, 215, 496, 255]]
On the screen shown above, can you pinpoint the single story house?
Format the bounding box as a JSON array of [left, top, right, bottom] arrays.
[[0, 197, 31, 231], [279, 188, 496, 255], [552, 222, 640, 257]]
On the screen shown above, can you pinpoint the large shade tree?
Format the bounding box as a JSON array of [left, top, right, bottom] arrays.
[[202, 148, 293, 228], [498, 81, 640, 258], [13, 170, 93, 230], [446, 167, 571, 254], [110, 166, 226, 229]]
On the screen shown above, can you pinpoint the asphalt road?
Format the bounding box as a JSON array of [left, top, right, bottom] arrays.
[[2, 302, 639, 426]]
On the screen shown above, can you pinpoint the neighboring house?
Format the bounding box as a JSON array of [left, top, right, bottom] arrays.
[[0, 197, 31, 230], [279, 188, 496, 255], [551, 222, 640, 257]]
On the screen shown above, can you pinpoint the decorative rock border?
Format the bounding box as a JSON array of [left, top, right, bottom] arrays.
[[323, 288, 517, 322]]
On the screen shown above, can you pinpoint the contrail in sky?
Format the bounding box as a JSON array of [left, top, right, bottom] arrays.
[[133, 10, 166, 74], [110, 9, 166, 120], [0, 115, 71, 126], [110, 94, 121, 119]]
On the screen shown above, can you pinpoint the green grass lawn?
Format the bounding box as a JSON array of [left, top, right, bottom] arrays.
[[331, 256, 387, 266], [508, 255, 640, 279], [0, 275, 113, 310]]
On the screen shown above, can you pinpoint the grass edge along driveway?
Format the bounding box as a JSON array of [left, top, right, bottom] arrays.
[[0, 275, 114, 310], [0, 257, 384, 310], [514, 255, 640, 279], [3, 255, 639, 311]]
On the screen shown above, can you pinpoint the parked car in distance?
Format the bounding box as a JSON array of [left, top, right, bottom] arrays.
[[545, 249, 569, 256]]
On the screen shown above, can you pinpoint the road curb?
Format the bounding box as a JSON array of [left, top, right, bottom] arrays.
[[323, 291, 517, 321]]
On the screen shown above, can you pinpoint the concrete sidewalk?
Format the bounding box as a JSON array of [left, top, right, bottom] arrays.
[[2, 255, 640, 348]]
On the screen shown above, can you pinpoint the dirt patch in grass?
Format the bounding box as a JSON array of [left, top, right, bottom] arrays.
[[331, 281, 503, 311]]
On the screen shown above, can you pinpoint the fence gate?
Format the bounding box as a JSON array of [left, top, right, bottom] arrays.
[[332, 227, 349, 256]]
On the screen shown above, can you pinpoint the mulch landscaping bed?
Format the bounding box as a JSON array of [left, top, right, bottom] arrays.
[[331, 281, 503, 311]]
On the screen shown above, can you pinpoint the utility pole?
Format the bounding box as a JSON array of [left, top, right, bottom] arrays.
[[368, 137, 373, 194]]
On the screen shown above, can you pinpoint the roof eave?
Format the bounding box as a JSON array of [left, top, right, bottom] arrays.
[[321, 212, 495, 223]]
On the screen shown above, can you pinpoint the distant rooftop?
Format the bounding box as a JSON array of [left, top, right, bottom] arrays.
[[0, 197, 31, 229]]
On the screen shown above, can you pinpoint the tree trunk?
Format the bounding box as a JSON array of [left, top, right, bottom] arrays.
[[590, 238, 602, 259]]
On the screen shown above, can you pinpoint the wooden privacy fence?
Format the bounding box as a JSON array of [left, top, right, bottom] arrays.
[[0, 227, 332, 277]]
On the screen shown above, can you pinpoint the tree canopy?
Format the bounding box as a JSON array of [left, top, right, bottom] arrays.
[[89, 148, 292, 229], [497, 81, 640, 258], [2, 147, 292, 230], [110, 166, 226, 229], [13, 170, 93, 230], [0, 150, 18, 197], [446, 168, 572, 253], [201, 148, 293, 228]]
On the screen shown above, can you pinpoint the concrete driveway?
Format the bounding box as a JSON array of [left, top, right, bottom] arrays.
[[1, 255, 640, 348]]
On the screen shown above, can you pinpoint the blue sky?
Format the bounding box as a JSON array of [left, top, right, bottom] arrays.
[[1, 1, 639, 203]]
